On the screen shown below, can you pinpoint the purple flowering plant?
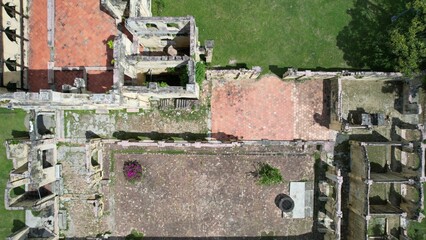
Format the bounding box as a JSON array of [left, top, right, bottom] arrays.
[[123, 160, 143, 182]]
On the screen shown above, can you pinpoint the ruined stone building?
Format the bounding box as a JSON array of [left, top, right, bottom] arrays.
[[327, 72, 419, 132], [1, 0, 426, 239], [318, 164, 343, 240], [114, 16, 203, 107], [5, 110, 60, 239], [1, 0, 29, 91], [347, 141, 424, 239], [0, 0, 214, 109]]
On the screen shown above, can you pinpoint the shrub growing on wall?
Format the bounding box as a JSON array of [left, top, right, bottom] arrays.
[[123, 160, 143, 182], [107, 39, 114, 49]]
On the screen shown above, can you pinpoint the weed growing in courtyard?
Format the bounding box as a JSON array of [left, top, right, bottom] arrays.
[[257, 163, 283, 185], [125, 229, 144, 240], [123, 160, 143, 182]]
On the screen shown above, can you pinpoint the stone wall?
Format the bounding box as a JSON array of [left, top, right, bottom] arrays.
[[206, 67, 262, 81], [0, 90, 120, 109], [328, 77, 342, 131], [283, 68, 403, 80], [101, 0, 152, 22]]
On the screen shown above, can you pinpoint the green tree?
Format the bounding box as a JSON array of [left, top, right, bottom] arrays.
[[389, 0, 426, 75]]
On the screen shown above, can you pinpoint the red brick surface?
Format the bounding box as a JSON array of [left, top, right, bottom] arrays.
[[28, 0, 116, 92], [294, 80, 332, 140], [211, 76, 333, 141], [28, 0, 50, 92], [87, 70, 113, 93], [211, 76, 295, 140], [55, 1, 116, 67]]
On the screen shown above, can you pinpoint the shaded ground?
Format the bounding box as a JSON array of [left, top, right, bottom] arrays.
[[211, 75, 334, 141], [106, 144, 315, 238], [54, 70, 84, 92], [341, 80, 404, 119], [86, 70, 114, 93]]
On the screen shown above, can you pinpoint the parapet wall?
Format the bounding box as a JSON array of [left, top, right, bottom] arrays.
[[0, 90, 120, 109], [206, 68, 262, 81], [102, 138, 329, 149], [283, 68, 403, 80]]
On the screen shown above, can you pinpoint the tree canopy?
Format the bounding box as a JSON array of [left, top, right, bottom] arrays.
[[389, 0, 426, 75], [337, 0, 426, 76]]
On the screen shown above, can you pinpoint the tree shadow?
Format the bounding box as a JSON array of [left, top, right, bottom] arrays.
[[336, 0, 406, 70]]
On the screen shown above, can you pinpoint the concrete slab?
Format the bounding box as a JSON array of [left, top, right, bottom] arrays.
[[25, 210, 42, 228], [290, 182, 306, 219]]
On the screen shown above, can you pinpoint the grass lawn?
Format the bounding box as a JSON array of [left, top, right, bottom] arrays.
[[0, 108, 26, 238], [408, 183, 426, 240], [155, 0, 353, 74]]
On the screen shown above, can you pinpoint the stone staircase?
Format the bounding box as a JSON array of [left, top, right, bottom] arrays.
[[158, 98, 197, 110]]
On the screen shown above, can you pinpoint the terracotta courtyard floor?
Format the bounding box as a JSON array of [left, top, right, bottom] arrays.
[[54, 1, 116, 67], [211, 75, 334, 141], [28, 0, 49, 92], [28, 0, 116, 92]]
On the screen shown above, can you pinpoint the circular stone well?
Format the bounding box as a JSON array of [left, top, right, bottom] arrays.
[[275, 194, 294, 212]]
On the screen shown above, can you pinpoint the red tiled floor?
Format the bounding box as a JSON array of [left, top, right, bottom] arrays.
[[294, 79, 332, 140], [87, 70, 113, 93], [54, 70, 84, 92], [211, 76, 334, 141], [54, 1, 116, 67], [28, 1, 116, 92], [211, 76, 295, 140], [28, 0, 50, 92]]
